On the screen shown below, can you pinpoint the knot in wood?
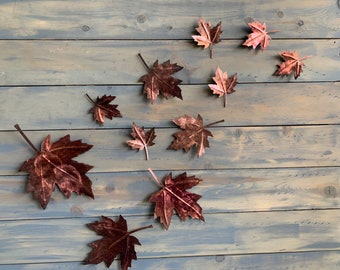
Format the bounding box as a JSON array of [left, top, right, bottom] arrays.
[[82, 25, 90, 32], [277, 11, 284, 18], [323, 186, 337, 198], [137, 14, 147, 24], [298, 20, 304, 26]]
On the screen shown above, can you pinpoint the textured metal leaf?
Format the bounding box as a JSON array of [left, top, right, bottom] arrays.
[[84, 215, 152, 270], [139, 59, 183, 104], [149, 172, 204, 230], [19, 134, 93, 209]]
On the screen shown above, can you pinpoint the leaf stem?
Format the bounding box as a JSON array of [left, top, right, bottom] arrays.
[[300, 55, 313, 61], [128, 224, 153, 235], [145, 147, 149, 161], [268, 29, 280, 34], [14, 124, 40, 153], [204, 119, 225, 128], [148, 168, 164, 187], [85, 93, 96, 105], [133, 123, 149, 160], [138, 53, 150, 71], [108, 223, 153, 250]]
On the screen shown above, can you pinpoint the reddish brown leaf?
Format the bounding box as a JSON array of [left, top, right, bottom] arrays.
[[192, 17, 222, 58], [84, 215, 152, 269], [168, 114, 224, 157], [242, 21, 278, 51], [148, 168, 204, 230], [274, 51, 312, 79], [86, 94, 122, 125], [208, 67, 237, 107], [126, 123, 156, 160], [14, 124, 94, 209], [138, 53, 183, 104]]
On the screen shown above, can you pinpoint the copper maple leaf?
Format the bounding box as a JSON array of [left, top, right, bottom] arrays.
[[15, 124, 94, 209], [274, 51, 312, 79], [168, 114, 224, 157], [138, 53, 183, 104], [208, 66, 237, 107], [86, 94, 122, 125], [148, 168, 204, 230], [126, 122, 156, 160], [84, 215, 152, 269], [242, 21, 279, 51], [192, 17, 222, 58]]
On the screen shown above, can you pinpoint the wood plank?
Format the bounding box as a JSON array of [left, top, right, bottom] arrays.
[[0, 0, 338, 39], [1, 125, 339, 175], [1, 251, 339, 270], [0, 39, 338, 85], [0, 0, 338, 269], [0, 167, 338, 220], [0, 82, 339, 130], [0, 210, 338, 264]]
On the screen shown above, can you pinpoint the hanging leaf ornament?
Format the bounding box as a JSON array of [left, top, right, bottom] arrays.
[[138, 53, 183, 104], [126, 122, 156, 160], [86, 94, 122, 125], [84, 215, 152, 270], [168, 114, 224, 157], [192, 17, 222, 58], [242, 20, 279, 51], [208, 67, 237, 107], [274, 50, 312, 79], [148, 168, 204, 230], [14, 124, 94, 209]]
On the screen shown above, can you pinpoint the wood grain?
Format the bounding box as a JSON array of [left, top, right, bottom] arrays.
[[0, 0, 339, 268], [0, 39, 338, 86], [0, 167, 338, 220], [0, 210, 338, 264], [0, 0, 338, 39], [0, 82, 339, 130], [2, 125, 338, 175], [0, 251, 339, 270]]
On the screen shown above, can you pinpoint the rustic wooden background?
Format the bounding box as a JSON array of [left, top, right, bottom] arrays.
[[0, 0, 339, 269]]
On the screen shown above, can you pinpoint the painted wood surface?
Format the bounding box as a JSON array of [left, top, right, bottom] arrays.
[[0, 251, 339, 270], [0, 0, 339, 269], [1, 125, 339, 174], [0, 82, 339, 130], [0, 210, 339, 264], [0, 39, 338, 85], [0, 167, 339, 220], [0, 0, 338, 39]]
